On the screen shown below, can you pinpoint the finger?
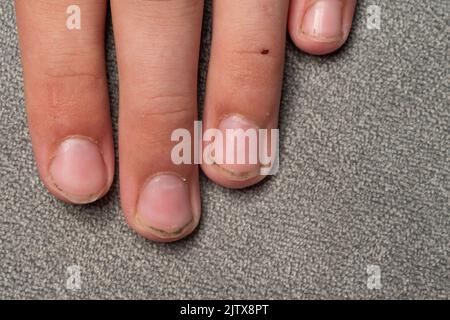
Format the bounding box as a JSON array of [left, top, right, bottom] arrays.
[[288, 0, 357, 55], [15, 0, 114, 204], [110, 0, 203, 242], [201, 0, 288, 188]]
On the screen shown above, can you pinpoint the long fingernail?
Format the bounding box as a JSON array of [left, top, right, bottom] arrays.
[[49, 137, 108, 204], [301, 0, 344, 42], [215, 114, 261, 181], [136, 174, 193, 238]]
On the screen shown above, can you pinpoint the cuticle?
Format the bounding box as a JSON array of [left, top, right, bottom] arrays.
[[217, 112, 260, 129]]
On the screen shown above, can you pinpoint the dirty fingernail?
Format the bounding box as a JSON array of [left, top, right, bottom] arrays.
[[49, 137, 108, 204], [301, 0, 344, 42], [136, 174, 193, 238]]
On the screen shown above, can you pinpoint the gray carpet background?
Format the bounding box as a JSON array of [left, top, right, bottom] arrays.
[[1, 0, 449, 299]]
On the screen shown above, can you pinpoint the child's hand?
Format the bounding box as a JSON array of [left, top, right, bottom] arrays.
[[15, 0, 356, 242]]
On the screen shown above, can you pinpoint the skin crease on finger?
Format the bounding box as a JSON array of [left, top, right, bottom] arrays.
[[14, 0, 356, 242]]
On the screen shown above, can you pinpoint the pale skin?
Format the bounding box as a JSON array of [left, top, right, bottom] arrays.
[[15, 0, 357, 242]]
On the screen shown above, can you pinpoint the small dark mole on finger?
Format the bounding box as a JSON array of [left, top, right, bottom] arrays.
[[261, 49, 269, 55]]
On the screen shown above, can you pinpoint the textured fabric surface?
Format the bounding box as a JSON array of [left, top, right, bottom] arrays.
[[1, 0, 449, 299]]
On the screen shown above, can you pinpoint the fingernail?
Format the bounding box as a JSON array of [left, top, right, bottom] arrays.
[[301, 0, 344, 42], [215, 114, 261, 180], [136, 174, 193, 238], [49, 137, 108, 204]]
